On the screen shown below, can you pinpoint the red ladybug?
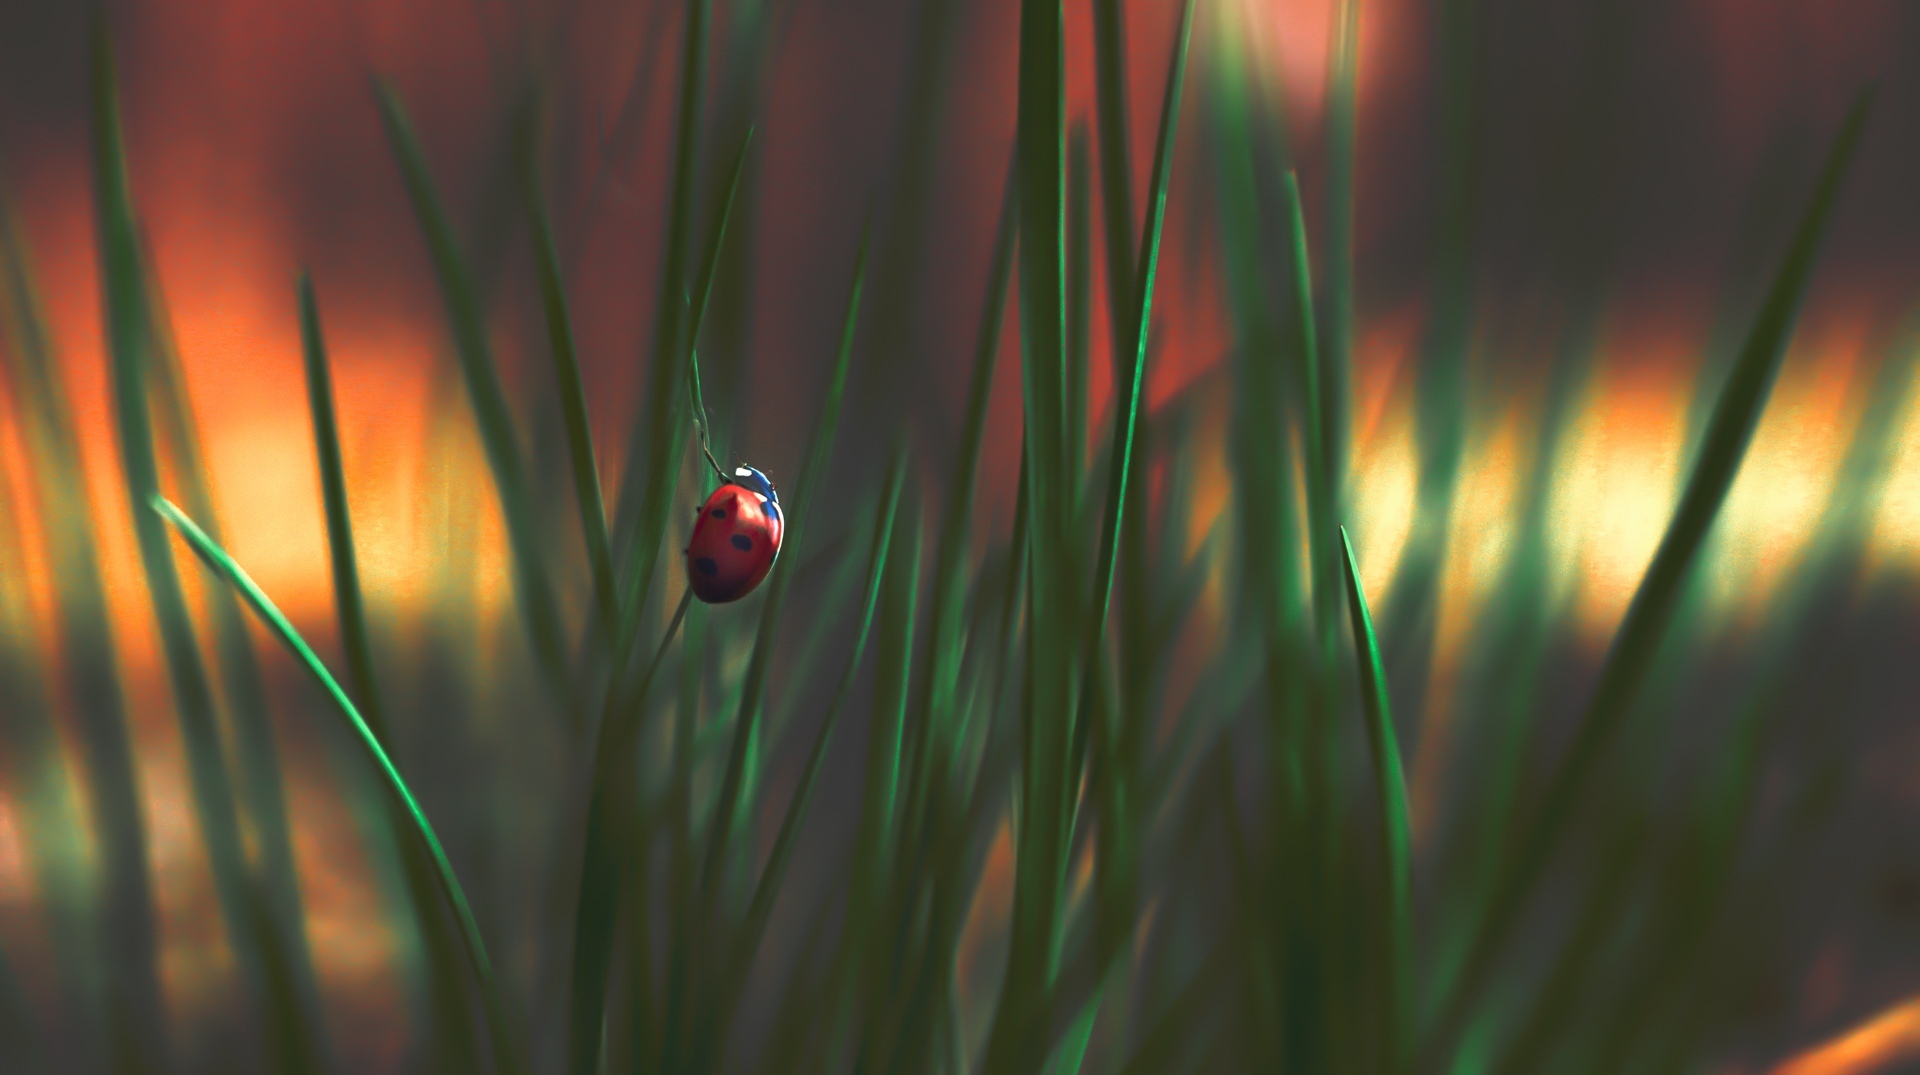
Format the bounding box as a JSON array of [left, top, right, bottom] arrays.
[[684, 465, 784, 603]]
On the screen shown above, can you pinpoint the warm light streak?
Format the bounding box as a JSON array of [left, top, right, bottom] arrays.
[[1770, 994, 1920, 1075]]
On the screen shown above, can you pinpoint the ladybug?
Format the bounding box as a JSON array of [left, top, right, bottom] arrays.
[[684, 465, 784, 603]]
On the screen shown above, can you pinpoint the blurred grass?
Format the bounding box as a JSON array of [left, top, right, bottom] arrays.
[[0, 6, 1910, 1075]]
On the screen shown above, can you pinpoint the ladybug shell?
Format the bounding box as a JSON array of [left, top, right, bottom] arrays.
[[685, 483, 783, 603]]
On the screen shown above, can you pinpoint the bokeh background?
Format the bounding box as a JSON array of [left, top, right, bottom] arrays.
[[4, 0, 1920, 1072]]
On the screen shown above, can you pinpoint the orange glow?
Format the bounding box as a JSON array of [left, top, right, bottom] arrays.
[[1770, 994, 1920, 1075]]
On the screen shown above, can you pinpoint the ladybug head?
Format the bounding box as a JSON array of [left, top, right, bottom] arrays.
[[730, 465, 781, 526]]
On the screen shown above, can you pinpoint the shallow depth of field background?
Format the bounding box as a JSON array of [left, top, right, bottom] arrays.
[[4, 0, 1920, 1073]]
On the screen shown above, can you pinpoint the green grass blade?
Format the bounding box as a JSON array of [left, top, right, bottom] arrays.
[[145, 255, 336, 1075], [92, 26, 326, 1075], [1066, 125, 1092, 511], [617, 127, 754, 661], [844, 487, 924, 1071], [689, 222, 872, 1075], [0, 445, 94, 1072], [1286, 172, 1338, 664], [153, 496, 523, 1075], [373, 80, 574, 715], [698, 219, 871, 915], [1091, 0, 1136, 378], [298, 275, 389, 740], [564, 584, 694, 1075], [1424, 86, 1876, 1067], [298, 273, 481, 1070], [1068, 0, 1193, 987], [610, 0, 711, 562], [687, 131, 754, 484], [914, 152, 1016, 798], [707, 450, 907, 1061], [983, 0, 1071, 1060], [0, 156, 170, 1075], [1340, 528, 1412, 1072], [517, 122, 619, 645]]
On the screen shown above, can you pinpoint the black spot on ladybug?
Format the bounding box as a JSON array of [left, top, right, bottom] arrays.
[[731, 534, 753, 551], [711, 508, 728, 519], [695, 557, 719, 577]]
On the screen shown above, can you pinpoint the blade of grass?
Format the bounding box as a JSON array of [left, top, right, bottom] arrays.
[[154, 496, 523, 1075], [1207, 29, 1314, 1059], [882, 443, 1031, 1075], [1068, 0, 1193, 1001], [616, 129, 754, 665], [373, 79, 574, 717], [687, 222, 872, 1074], [1340, 527, 1412, 1072], [698, 218, 871, 918], [901, 152, 1016, 876], [0, 157, 170, 1075], [686, 132, 755, 488], [0, 444, 94, 1072], [1422, 87, 1876, 1068], [611, 0, 712, 562], [299, 273, 482, 1071], [562, 582, 694, 1075], [142, 240, 336, 1074], [842, 489, 924, 1072], [518, 115, 619, 645], [1066, 125, 1092, 513], [1286, 173, 1338, 667], [982, 0, 1071, 1061], [92, 26, 326, 1075], [704, 448, 908, 1066]]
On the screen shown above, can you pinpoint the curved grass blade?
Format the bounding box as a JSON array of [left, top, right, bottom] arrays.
[[144, 252, 335, 1072], [373, 80, 574, 716], [299, 273, 481, 1070], [617, 127, 754, 660], [1423, 86, 1876, 1067], [699, 219, 871, 914], [687, 131, 754, 487], [518, 121, 619, 645], [705, 449, 907, 1062], [688, 221, 870, 1074], [612, 0, 711, 530], [93, 26, 326, 1074], [1340, 528, 1412, 1072], [153, 496, 523, 1075]]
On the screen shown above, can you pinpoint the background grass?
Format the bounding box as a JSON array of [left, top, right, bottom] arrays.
[[1, 1, 1919, 1073]]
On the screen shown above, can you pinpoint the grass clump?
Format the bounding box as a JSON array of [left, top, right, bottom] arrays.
[[0, 7, 1906, 1075]]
